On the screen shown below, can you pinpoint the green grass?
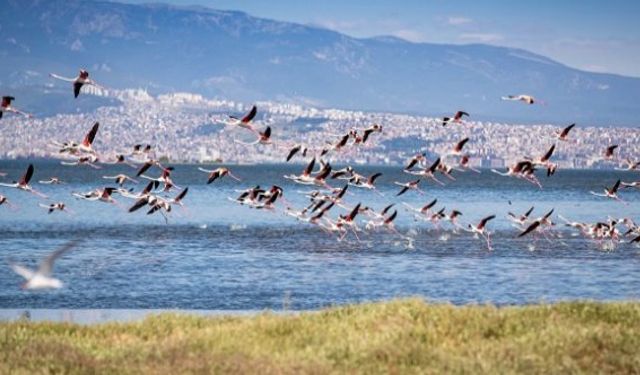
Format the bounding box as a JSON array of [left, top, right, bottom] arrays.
[[1, 299, 640, 374]]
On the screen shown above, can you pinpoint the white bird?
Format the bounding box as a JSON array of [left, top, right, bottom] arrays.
[[9, 241, 78, 289]]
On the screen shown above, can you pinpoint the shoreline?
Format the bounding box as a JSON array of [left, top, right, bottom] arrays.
[[2, 298, 639, 324]]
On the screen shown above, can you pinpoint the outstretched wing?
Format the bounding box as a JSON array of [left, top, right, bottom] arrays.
[[10, 263, 35, 280], [20, 164, 34, 185], [241, 105, 257, 123], [82, 122, 100, 147], [38, 240, 79, 276]]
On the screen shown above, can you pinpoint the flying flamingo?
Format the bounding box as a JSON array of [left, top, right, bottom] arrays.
[[0, 164, 47, 198], [0, 96, 32, 119], [49, 69, 106, 98]]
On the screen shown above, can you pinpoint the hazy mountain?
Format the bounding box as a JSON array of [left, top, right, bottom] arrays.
[[1, 0, 639, 125]]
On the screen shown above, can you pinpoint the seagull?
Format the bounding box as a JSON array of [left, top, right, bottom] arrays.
[[228, 105, 258, 133], [556, 123, 575, 142], [590, 179, 625, 203], [466, 215, 496, 250], [102, 174, 138, 186], [0, 96, 32, 119], [501, 94, 537, 105], [442, 111, 469, 127], [49, 69, 106, 98], [9, 241, 77, 289], [0, 164, 47, 198]]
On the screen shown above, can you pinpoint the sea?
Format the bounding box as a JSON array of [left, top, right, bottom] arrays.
[[0, 159, 639, 319]]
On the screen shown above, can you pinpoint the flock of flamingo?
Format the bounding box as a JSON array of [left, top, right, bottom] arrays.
[[1, 68, 639, 290]]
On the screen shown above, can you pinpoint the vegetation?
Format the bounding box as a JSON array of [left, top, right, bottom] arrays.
[[1, 299, 639, 374]]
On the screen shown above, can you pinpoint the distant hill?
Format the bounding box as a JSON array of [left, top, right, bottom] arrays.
[[1, 0, 639, 125]]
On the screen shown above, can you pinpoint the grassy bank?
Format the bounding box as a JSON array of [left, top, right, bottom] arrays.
[[1, 299, 639, 374]]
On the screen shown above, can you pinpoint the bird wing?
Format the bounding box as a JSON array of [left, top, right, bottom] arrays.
[[38, 240, 78, 277], [10, 263, 35, 280], [286, 146, 300, 162], [561, 123, 575, 137], [541, 144, 555, 162], [74, 82, 84, 98], [241, 105, 257, 123], [20, 164, 34, 185], [518, 221, 541, 238], [82, 122, 100, 147], [129, 197, 150, 212], [478, 215, 496, 229], [612, 179, 621, 193]]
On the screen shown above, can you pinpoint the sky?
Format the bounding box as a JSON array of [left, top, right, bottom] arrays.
[[113, 0, 640, 77]]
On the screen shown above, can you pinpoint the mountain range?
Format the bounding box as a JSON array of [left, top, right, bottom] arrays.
[[1, 0, 639, 125]]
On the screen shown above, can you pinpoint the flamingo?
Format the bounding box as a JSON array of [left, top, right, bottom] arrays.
[[49, 69, 106, 98], [227, 105, 258, 133], [556, 123, 575, 141], [590, 179, 625, 203], [198, 167, 241, 184], [466, 215, 496, 250], [501, 94, 537, 104], [442, 111, 469, 127], [0, 164, 47, 198], [0, 96, 32, 119]]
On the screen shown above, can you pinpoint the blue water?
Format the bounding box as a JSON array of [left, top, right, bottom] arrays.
[[1, 159, 639, 310]]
